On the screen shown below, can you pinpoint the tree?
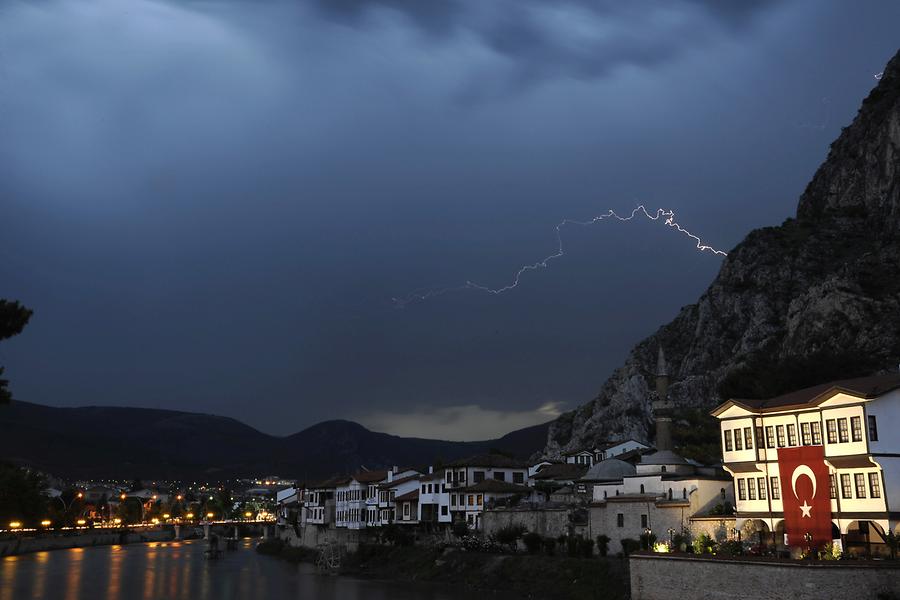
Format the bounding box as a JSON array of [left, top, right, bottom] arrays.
[[0, 462, 47, 527], [0, 300, 33, 405]]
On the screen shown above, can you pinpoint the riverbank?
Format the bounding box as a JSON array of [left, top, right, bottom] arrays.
[[0, 528, 175, 557], [256, 540, 628, 600]]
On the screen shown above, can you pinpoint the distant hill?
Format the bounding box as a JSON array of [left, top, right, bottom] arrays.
[[0, 401, 550, 481]]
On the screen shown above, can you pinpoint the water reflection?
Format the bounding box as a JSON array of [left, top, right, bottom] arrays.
[[2, 540, 500, 600]]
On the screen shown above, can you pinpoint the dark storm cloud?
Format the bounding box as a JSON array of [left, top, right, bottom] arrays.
[[308, 0, 783, 90], [2, 0, 900, 437]]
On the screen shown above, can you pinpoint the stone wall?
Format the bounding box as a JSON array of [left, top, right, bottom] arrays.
[[482, 508, 571, 539], [629, 553, 900, 600], [0, 528, 174, 557]]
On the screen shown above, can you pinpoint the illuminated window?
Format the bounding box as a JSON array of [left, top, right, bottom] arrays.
[[826, 420, 837, 444], [770, 477, 780, 500], [738, 479, 746, 501], [748, 479, 756, 500], [765, 427, 775, 448], [724, 430, 733, 452], [787, 424, 798, 447], [811, 422, 822, 445], [854, 473, 867, 498], [840, 474, 852, 499], [838, 419, 849, 443], [851, 417, 863, 442], [829, 475, 837, 499], [757, 478, 767, 500], [869, 473, 881, 498], [801, 423, 811, 446], [734, 430, 743, 451], [776, 425, 785, 447], [744, 428, 754, 450]]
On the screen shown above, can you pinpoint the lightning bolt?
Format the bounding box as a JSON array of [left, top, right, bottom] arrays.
[[393, 205, 727, 308]]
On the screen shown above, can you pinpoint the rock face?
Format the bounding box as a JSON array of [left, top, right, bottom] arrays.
[[545, 49, 900, 457]]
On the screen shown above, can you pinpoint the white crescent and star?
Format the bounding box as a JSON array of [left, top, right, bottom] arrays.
[[791, 464, 818, 518]]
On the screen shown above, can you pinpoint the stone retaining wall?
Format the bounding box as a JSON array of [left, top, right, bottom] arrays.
[[629, 553, 900, 600], [0, 528, 174, 557]]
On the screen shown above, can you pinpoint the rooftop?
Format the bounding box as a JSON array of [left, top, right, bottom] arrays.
[[713, 373, 900, 415], [532, 463, 589, 481], [458, 480, 532, 494], [445, 454, 529, 469]]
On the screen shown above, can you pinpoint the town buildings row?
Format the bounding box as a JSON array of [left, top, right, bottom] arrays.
[[277, 352, 900, 557]]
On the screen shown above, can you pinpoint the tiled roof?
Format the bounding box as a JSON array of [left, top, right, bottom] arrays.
[[378, 474, 421, 489], [352, 470, 388, 483], [445, 454, 529, 469], [395, 489, 420, 502], [532, 463, 588, 481], [458, 480, 532, 494], [714, 373, 900, 415]]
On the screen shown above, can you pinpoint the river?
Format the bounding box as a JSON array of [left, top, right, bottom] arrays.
[[0, 539, 497, 600]]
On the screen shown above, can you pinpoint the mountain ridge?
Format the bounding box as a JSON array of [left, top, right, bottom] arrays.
[[0, 400, 549, 481], [545, 48, 900, 456]]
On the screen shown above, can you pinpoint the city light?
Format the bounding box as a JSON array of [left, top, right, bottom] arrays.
[[114, 518, 122, 525], [163, 514, 170, 519], [186, 513, 194, 519], [77, 492, 83, 499], [151, 518, 159, 525], [76, 519, 86, 526], [9, 521, 22, 529], [120, 494, 127, 501], [206, 512, 214, 519], [40, 520, 52, 527]]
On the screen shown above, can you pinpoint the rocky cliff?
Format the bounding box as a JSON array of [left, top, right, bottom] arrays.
[[545, 49, 900, 456]]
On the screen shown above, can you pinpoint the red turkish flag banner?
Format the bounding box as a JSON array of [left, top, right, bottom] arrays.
[[777, 445, 832, 548]]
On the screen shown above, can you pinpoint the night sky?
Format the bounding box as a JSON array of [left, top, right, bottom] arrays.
[[2, 1, 898, 439]]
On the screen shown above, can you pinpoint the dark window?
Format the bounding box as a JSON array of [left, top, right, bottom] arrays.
[[450, 494, 456, 506], [787, 424, 798, 447], [770, 477, 780, 500], [441, 505, 448, 516], [840, 474, 852, 499], [765, 426, 775, 448], [493, 471, 506, 482], [668, 488, 673, 500], [757, 477, 767, 500], [473, 471, 485, 483], [855, 473, 867, 498], [801, 423, 811, 446], [851, 417, 863, 442], [640, 484, 645, 494], [838, 418, 849, 443], [869, 473, 881, 498], [734, 430, 743, 451], [738, 479, 746, 501], [776, 425, 786, 448], [617, 513, 624, 528], [724, 430, 733, 452], [744, 427, 754, 450], [826, 420, 837, 444], [441, 484, 446, 493], [868, 415, 878, 441], [640, 514, 648, 528], [512, 472, 524, 484], [755, 426, 764, 449], [683, 488, 687, 499], [422, 485, 426, 494], [661, 466, 667, 473], [830, 475, 837, 499], [811, 422, 822, 445]]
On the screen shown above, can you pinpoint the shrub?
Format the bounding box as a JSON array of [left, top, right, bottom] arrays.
[[580, 537, 595, 558], [717, 540, 743, 557], [692, 533, 716, 555], [495, 524, 527, 550], [620, 538, 640, 556], [596, 534, 610, 557], [542, 537, 556, 556], [566, 536, 580, 557], [639, 532, 657, 550], [523, 532, 542, 555], [452, 521, 469, 538]]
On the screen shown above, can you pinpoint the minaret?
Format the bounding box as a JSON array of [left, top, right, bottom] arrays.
[[651, 346, 673, 451]]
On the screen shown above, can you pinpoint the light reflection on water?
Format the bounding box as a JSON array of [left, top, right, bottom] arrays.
[[1, 539, 498, 600]]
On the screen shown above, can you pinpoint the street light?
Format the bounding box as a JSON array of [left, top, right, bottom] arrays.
[[206, 512, 214, 520], [186, 513, 194, 519], [9, 521, 22, 530], [40, 520, 52, 528]]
